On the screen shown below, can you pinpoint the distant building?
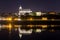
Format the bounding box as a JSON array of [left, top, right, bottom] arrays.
[[48, 11, 56, 14], [34, 12, 46, 16], [18, 6, 32, 16], [36, 12, 42, 16]]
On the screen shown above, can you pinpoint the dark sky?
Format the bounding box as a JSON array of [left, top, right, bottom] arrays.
[[0, 0, 60, 13]]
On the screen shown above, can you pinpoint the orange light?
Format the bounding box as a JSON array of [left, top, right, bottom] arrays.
[[8, 23, 12, 31], [7, 17, 12, 21], [14, 18, 21, 21], [14, 25, 21, 28], [27, 25, 33, 27], [41, 25, 47, 28], [1, 24, 12, 31], [42, 17, 48, 20], [29, 18, 33, 21], [36, 29, 41, 32]]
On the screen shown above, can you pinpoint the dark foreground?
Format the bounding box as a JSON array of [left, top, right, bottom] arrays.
[[0, 29, 60, 40]]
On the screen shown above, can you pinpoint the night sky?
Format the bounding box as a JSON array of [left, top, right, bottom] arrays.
[[0, 0, 60, 13]]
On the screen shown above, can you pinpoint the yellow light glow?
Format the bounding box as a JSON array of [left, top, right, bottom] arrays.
[[7, 17, 12, 21], [42, 17, 48, 20], [14, 25, 21, 28], [8, 23, 12, 31], [2, 25, 8, 28], [2, 18, 7, 20], [36, 29, 41, 32], [36, 12, 41, 16], [14, 18, 21, 21], [41, 25, 47, 28], [30, 18, 33, 21], [14, 18, 18, 20], [1, 17, 12, 21], [2, 24, 12, 31], [27, 25, 33, 27]]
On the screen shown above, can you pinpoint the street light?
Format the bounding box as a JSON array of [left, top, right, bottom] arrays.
[[6, 17, 12, 22]]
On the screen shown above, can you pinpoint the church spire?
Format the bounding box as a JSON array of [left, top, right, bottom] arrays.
[[19, 6, 22, 10]]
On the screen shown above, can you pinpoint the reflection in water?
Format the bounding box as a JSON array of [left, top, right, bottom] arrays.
[[19, 34, 22, 38], [36, 29, 41, 32], [18, 27, 32, 34]]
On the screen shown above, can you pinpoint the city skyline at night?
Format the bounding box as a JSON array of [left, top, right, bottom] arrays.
[[0, 0, 60, 40]]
